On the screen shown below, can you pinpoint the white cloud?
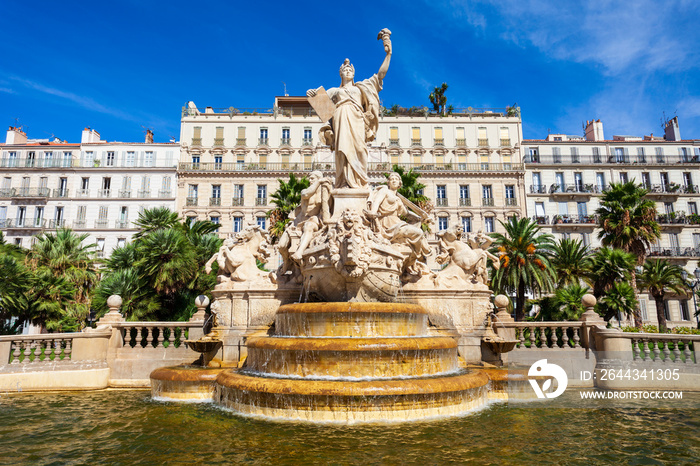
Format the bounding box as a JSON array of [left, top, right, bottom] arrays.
[[0, 87, 15, 94]]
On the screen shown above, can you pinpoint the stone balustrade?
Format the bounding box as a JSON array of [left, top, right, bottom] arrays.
[[630, 334, 697, 364], [497, 322, 585, 349], [0, 331, 111, 368], [113, 322, 196, 350]]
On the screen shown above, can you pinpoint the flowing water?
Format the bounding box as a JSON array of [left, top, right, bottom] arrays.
[[1, 389, 698, 465]]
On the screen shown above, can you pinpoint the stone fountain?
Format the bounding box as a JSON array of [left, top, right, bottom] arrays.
[[151, 29, 516, 422]]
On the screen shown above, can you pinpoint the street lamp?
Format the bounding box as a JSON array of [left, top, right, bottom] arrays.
[[680, 268, 700, 328]]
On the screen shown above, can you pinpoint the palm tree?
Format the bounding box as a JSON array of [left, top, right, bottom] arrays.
[[490, 217, 556, 320], [267, 173, 310, 242], [551, 238, 592, 286], [0, 255, 32, 334], [92, 268, 160, 321], [637, 260, 687, 332], [534, 283, 591, 321], [133, 207, 180, 238], [597, 281, 638, 324], [429, 82, 448, 115], [587, 247, 636, 298], [596, 181, 661, 327], [26, 228, 98, 328], [135, 228, 197, 296]]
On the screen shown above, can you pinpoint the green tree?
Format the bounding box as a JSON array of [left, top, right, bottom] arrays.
[[92, 268, 160, 321], [551, 238, 592, 286], [533, 283, 590, 321], [0, 255, 32, 334], [597, 281, 638, 324], [637, 260, 688, 332], [135, 228, 198, 296], [133, 206, 180, 238], [429, 83, 448, 115], [490, 217, 556, 320], [266, 173, 310, 242], [25, 229, 98, 330], [596, 181, 661, 327], [587, 247, 636, 299]]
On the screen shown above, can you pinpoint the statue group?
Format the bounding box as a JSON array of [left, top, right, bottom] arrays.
[[207, 29, 499, 300]]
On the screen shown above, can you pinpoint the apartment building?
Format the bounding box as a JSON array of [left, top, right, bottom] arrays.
[[176, 98, 526, 244], [523, 117, 700, 326], [0, 127, 178, 256]]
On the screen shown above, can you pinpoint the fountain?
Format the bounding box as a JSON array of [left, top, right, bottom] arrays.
[[151, 28, 516, 422]]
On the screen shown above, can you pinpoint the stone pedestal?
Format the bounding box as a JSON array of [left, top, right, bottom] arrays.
[[330, 188, 370, 222]]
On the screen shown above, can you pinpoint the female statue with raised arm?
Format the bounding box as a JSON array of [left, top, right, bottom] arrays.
[[307, 29, 392, 189]]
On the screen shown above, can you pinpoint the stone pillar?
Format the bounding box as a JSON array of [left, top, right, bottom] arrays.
[[494, 294, 515, 341], [188, 295, 209, 341], [95, 295, 126, 350], [578, 294, 604, 350]]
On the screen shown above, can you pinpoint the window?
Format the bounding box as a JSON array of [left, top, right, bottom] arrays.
[[527, 147, 539, 163], [82, 151, 92, 167], [144, 151, 154, 167], [97, 206, 108, 228], [161, 177, 172, 197], [683, 172, 693, 189], [482, 185, 492, 198], [505, 185, 515, 199], [570, 147, 579, 163], [660, 173, 670, 190], [664, 202, 674, 215], [281, 128, 290, 144], [552, 147, 561, 163], [614, 147, 627, 163], [459, 185, 470, 205], [596, 173, 606, 192], [389, 127, 399, 145], [125, 151, 135, 167], [106, 151, 115, 166], [214, 127, 224, 146], [574, 173, 583, 191], [191, 155, 200, 167], [577, 202, 588, 218], [139, 176, 150, 198], [411, 127, 421, 145], [214, 156, 222, 169], [640, 300, 648, 321], [303, 128, 313, 145], [484, 217, 494, 233], [259, 128, 268, 144], [233, 184, 244, 204], [532, 173, 542, 193], [535, 202, 546, 222], [233, 216, 243, 232], [663, 301, 670, 321], [680, 300, 690, 321], [555, 172, 565, 192], [16, 207, 26, 226], [117, 238, 126, 249], [619, 172, 628, 183], [54, 206, 63, 226], [559, 201, 568, 216], [436, 185, 446, 199], [641, 172, 651, 189], [7, 151, 18, 167], [257, 185, 267, 199], [582, 232, 590, 247], [592, 147, 601, 163], [212, 185, 221, 199], [210, 217, 220, 232], [688, 202, 697, 215], [655, 147, 664, 163], [499, 127, 510, 146], [455, 127, 465, 146], [679, 147, 690, 162], [637, 147, 646, 163], [0, 206, 6, 226], [34, 207, 44, 226], [187, 185, 198, 205], [438, 217, 448, 231], [478, 127, 488, 146], [434, 127, 444, 145], [237, 126, 246, 145], [257, 216, 267, 230], [461, 216, 472, 233]]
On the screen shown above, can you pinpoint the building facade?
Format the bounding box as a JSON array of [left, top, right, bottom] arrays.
[[176, 98, 526, 252], [523, 117, 700, 326], [0, 127, 178, 256]]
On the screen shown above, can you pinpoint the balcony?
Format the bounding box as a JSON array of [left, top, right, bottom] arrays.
[[455, 138, 466, 147], [411, 138, 422, 146], [118, 190, 131, 198], [186, 197, 198, 206], [366, 162, 523, 173], [255, 197, 267, 206], [459, 198, 471, 207], [648, 246, 700, 258], [138, 190, 151, 198], [482, 198, 495, 206], [115, 220, 130, 229], [158, 190, 172, 198], [231, 197, 244, 206], [552, 215, 598, 226], [213, 138, 225, 147], [500, 138, 511, 147], [530, 185, 547, 194], [95, 219, 109, 228], [73, 220, 87, 229], [1, 218, 47, 229], [258, 137, 269, 146], [434, 138, 445, 146], [435, 198, 448, 207], [52, 189, 69, 198], [49, 219, 66, 228], [478, 138, 489, 147], [505, 198, 517, 206], [656, 213, 690, 225], [389, 138, 400, 146], [646, 184, 683, 198], [280, 137, 291, 146], [302, 138, 313, 146], [549, 184, 596, 198], [209, 197, 222, 206], [0, 158, 74, 168], [12, 187, 50, 199], [76, 189, 90, 198], [191, 138, 202, 146], [97, 189, 111, 198], [0, 188, 13, 198]]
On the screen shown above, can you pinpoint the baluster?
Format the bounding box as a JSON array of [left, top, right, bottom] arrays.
[[551, 326, 559, 348], [123, 327, 132, 346], [10, 341, 20, 364], [652, 340, 661, 361], [29, 341, 38, 362], [529, 326, 536, 349], [64, 339, 72, 360], [539, 327, 547, 348], [573, 327, 581, 348], [642, 339, 651, 361], [52, 339, 60, 360], [167, 326, 175, 346], [662, 340, 671, 362], [561, 326, 569, 348], [673, 340, 681, 364], [632, 339, 640, 360], [683, 341, 693, 364], [146, 327, 154, 347], [153, 326, 162, 348]]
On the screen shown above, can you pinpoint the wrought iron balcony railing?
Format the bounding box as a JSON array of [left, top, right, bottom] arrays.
[[186, 197, 198, 206], [435, 198, 448, 207], [255, 197, 267, 206], [459, 198, 471, 206], [231, 197, 244, 206]]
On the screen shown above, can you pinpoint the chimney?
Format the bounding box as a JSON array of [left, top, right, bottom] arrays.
[[145, 129, 154, 144], [664, 116, 681, 141], [6, 126, 27, 144], [81, 127, 101, 144], [584, 119, 604, 141]]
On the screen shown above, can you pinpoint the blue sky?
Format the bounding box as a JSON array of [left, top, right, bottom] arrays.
[[1, 0, 699, 143]]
